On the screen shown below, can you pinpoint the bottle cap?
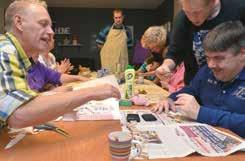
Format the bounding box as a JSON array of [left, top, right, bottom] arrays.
[[126, 65, 134, 69]]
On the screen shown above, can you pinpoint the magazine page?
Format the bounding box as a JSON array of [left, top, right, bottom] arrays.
[[177, 124, 245, 157], [58, 98, 121, 121]]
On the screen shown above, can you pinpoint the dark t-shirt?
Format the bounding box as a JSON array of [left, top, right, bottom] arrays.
[[166, 0, 245, 84]]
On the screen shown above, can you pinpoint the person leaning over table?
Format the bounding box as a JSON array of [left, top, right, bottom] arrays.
[[0, 0, 121, 129], [139, 26, 167, 85], [156, 0, 245, 85], [140, 26, 185, 92], [136, 55, 162, 84], [152, 21, 245, 138], [96, 9, 133, 74], [27, 36, 89, 92]]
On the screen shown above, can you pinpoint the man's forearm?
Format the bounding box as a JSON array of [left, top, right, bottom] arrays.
[[7, 89, 96, 128], [60, 74, 80, 84]]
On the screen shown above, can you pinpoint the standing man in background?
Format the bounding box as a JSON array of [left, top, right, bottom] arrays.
[[156, 0, 245, 84], [96, 9, 133, 74]]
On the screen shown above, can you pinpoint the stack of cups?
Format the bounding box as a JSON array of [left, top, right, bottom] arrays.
[[108, 131, 132, 161]]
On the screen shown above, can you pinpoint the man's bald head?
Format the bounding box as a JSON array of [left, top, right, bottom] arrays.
[[5, 0, 47, 32]]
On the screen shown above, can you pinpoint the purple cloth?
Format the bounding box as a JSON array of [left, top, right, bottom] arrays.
[[27, 61, 61, 92], [132, 40, 149, 65]]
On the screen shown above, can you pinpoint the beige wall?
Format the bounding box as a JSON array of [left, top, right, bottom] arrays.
[[174, 0, 182, 18], [0, 6, 5, 33], [0, 0, 11, 33]]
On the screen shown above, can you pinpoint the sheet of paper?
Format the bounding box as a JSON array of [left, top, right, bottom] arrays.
[[61, 98, 121, 121], [56, 75, 121, 121], [75, 98, 121, 120]]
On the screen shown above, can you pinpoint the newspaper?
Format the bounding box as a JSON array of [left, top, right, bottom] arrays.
[[121, 110, 245, 159]]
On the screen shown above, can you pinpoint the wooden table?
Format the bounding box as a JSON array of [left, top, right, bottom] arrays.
[[0, 79, 244, 161], [0, 120, 120, 161], [0, 118, 244, 161]]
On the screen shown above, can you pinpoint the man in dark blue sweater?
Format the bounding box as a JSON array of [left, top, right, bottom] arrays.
[[156, 0, 245, 84], [152, 21, 245, 137]]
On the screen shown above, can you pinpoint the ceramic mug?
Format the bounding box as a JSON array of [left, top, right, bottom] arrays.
[[108, 131, 142, 161]]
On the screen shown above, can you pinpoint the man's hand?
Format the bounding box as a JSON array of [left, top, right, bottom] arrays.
[[156, 64, 172, 81], [91, 84, 121, 101], [174, 93, 200, 120], [151, 98, 175, 114]]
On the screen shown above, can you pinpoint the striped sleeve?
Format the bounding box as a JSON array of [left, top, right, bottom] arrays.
[[0, 50, 37, 123], [125, 26, 133, 48], [96, 26, 110, 45]]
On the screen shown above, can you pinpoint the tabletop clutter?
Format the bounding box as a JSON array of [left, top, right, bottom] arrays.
[[78, 65, 157, 107], [4, 66, 244, 160]]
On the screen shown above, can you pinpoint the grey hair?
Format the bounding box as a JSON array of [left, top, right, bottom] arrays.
[[141, 26, 167, 49], [203, 21, 245, 56], [180, 0, 213, 6], [5, 0, 47, 32]]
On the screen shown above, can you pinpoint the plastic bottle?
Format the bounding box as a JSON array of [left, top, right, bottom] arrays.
[[124, 65, 135, 99]]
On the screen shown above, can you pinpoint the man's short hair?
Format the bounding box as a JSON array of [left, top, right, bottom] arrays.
[[141, 26, 167, 49], [5, 0, 47, 31], [203, 21, 245, 55], [113, 9, 123, 16]]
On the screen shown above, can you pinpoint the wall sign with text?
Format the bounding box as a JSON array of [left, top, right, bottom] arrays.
[[55, 27, 71, 35]]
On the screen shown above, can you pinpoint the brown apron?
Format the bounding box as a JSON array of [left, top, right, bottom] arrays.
[[100, 25, 128, 74]]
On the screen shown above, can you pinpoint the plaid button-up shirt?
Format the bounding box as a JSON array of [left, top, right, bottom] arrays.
[[0, 33, 37, 126]]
